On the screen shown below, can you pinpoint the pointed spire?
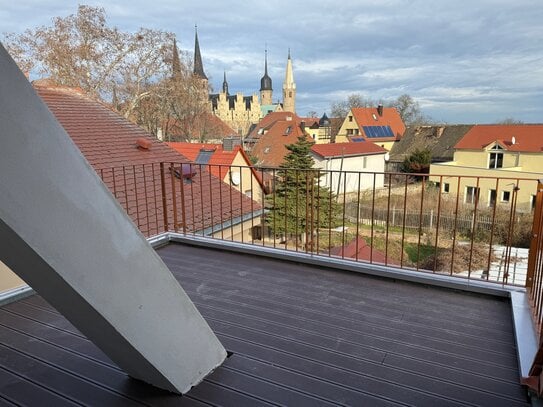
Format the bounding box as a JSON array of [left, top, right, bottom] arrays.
[[260, 46, 272, 91], [284, 49, 295, 88], [222, 71, 229, 95], [193, 25, 207, 80], [172, 38, 181, 79], [288, 48, 291, 59]]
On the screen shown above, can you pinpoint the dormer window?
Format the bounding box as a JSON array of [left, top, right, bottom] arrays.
[[488, 145, 504, 169]]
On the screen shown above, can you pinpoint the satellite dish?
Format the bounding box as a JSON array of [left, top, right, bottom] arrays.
[[511, 136, 516, 145], [384, 152, 390, 162], [231, 172, 241, 186]]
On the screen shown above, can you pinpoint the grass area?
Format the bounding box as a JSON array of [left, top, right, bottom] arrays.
[[404, 244, 437, 263]]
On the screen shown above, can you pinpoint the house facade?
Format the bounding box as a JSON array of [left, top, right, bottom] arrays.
[[311, 142, 387, 195], [336, 105, 405, 150], [429, 124, 543, 209]]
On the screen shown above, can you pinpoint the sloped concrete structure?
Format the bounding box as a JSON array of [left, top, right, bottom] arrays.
[[0, 45, 226, 394]]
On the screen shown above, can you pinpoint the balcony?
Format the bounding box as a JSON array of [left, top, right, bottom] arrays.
[[2, 163, 543, 405]]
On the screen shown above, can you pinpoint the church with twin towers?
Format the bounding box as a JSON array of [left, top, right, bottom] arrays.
[[192, 29, 297, 135]]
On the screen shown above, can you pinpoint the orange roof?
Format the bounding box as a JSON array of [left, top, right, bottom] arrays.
[[33, 82, 260, 237], [251, 117, 313, 167], [350, 107, 406, 140], [455, 124, 543, 153], [329, 236, 394, 264], [311, 142, 387, 158]]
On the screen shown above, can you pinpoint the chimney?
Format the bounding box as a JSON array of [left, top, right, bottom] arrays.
[[136, 138, 152, 150], [300, 121, 306, 132], [377, 104, 383, 117], [223, 136, 241, 151]]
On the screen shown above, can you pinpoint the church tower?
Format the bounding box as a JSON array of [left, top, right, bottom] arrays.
[[282, 49, 296, 113], [193, 26, 208, 91], [222, 71, 229, 95], [260, 49, 273, 105]]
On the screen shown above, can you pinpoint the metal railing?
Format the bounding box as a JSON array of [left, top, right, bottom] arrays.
[[99, 163, 539, 288]]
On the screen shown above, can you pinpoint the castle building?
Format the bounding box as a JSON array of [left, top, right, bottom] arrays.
[[192, 30, 295, 136]]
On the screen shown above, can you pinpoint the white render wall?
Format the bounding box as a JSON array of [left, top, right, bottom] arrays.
[[0, 45, 226, 394], [312, 153, 386, 194]]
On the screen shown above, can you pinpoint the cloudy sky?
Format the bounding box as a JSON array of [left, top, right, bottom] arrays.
[[2, 0, 542, 123]]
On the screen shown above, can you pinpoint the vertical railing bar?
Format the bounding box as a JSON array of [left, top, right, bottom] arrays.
[[122, 166, 129, 213], [261, 167, 265, 247], [218, 165, 224, 241], [467, 176, 481, 278], [433, 175, 443, 273], [310, 169, 315, 253], [316, 169, 321, 254], [151, 163, 159, 234], [189, 163, 196, 234], [341, 171, 347, 259], [400, 174, 408, 268], [328, 170, 333, 257], [450, 176, 462, 276], [208, 165, 214, 238], [355, 172, 361, 263], [416, 175, 426, 271], [295, 169, 299, 252], [159, 163, 169, 232], [504, 180, 520, 285], [250, 166, 255, 245], [179, 163, 187, 235], [229, 164, 234, 241], [384, 173, 392, 266], [199, 165, 205, 236], [169, 163, 178, 233], [142, 164, 150, 237], [284, 169, 288, 251], [370, 173, 376, 264], [486, 178, 500, 281], [133, 165, 141, 231]]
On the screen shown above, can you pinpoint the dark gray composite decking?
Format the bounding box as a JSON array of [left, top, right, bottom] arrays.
[[0, 242, 530, 406]]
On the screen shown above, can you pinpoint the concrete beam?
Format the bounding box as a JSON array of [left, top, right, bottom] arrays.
[[0, 45, 226, 394]]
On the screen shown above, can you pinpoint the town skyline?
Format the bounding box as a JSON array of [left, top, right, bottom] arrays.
[[2, 0, 542, 124]]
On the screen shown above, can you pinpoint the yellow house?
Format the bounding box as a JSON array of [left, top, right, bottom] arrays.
[[430, 124, 543, 210], [336, 105, 405, 150]]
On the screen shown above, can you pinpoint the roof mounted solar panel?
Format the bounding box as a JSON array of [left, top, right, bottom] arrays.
[[195, 149, 214, 165]]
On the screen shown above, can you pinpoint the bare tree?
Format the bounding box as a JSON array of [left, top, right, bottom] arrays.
[[330, 93, 376, 118], [3, 5, 212, 140]]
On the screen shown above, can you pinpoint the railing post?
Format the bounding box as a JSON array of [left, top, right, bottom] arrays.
[[159, 163, 169, 232], [527, 179, 543, 288]]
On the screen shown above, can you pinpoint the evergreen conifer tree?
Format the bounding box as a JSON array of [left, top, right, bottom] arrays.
[[266, 136, 339, 248]]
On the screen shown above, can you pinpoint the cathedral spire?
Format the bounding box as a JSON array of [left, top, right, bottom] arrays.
[[282, 49, 296, 113], [172, 38, 181, 79], [222, 71, 229, 95], [193, 25, 207, 80], [260, 46, 273, 105]]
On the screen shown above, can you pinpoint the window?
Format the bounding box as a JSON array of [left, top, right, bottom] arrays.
[[354, 129, 359, 135], [489, 189, 497, 207], [501, 190, 510, 202], [465, 186, 480, 204], [346, 129, 354, 135], [488, 145, 504, 169], [348, 115, 353, 122], [245, 189, 252, 198], [532, 195, 537, 211], [362, 156, 367, 169], [443, 183, 450, 193]]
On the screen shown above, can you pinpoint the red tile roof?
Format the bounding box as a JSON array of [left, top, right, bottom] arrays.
[[351, 107, 406, 140], [311, 142, 387, 159], [249, 113, 313, 167], [166, 142, 265, 189], [329, 236, 393, 264], [454, 124, 543, 153], [33, 82, 260, 237]]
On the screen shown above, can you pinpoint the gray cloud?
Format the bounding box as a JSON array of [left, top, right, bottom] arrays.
[[2, 0, 542, 123]]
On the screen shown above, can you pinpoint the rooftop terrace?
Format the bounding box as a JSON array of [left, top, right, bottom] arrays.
[[0, 241, 530, 406]]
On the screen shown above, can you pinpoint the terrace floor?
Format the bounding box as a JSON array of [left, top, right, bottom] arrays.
[[0, 242, 530, 406]]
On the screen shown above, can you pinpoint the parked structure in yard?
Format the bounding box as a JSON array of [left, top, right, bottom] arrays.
[[311, 142, 387, 194], [430, 124, 543, 209], [336, 105, 406, 149]]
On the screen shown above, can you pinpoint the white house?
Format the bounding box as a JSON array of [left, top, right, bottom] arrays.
[[311, 142, 387, 194]]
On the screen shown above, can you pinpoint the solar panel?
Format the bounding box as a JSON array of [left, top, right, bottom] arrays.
[[385, 126, 393, 137], [362, 125, 395, 138], [195, 149, 214, 164], [351, 137, 365, 142]]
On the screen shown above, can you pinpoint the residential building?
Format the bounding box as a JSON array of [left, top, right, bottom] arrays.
[[304, 113, 337, 144], [311, 142, 387, 194], [336, 105, 406, 150], [167, 138, 266, 202], [430, 124, 543, 209], [246, 112, 312, 167], [387, 125, 473, 172]]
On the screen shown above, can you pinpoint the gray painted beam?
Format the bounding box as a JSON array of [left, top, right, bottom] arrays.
[[0, 45, 226, 394]]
